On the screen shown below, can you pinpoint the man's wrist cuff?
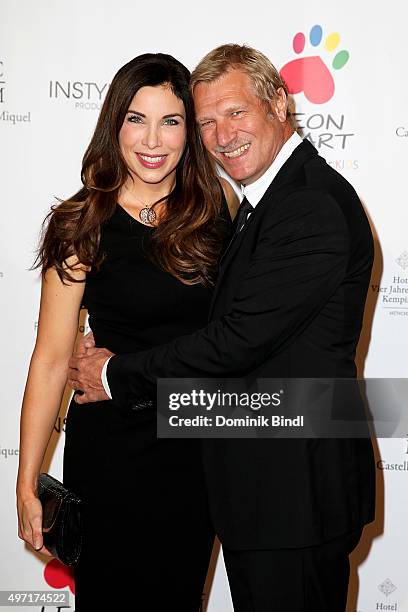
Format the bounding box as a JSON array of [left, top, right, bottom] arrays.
[[101, 356, 113, 399]]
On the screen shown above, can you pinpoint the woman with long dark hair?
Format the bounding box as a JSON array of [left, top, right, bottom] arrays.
[[16, 53, 238, 610]]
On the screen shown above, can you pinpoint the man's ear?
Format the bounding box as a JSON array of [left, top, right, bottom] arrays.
[[271, 87, 288, 123]]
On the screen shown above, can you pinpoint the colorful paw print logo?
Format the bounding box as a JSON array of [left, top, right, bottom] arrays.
[[44, 559, 75, 595], [280, 25, 350, 104]]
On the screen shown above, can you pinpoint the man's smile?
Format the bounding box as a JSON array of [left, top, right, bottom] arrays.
[[221, 143, 251, 159]]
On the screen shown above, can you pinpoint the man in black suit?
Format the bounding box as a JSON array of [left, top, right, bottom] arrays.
[[69, 45, 375, 610]]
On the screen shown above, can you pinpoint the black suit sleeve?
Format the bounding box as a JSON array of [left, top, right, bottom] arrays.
[[107, 190, 350, 407]]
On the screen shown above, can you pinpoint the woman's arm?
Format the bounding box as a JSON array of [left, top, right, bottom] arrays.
[[219, 177, 240, 220], [16, 261, 85, 554]]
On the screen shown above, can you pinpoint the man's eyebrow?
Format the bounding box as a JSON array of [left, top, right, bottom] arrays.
[[197, 105, 247, 122], [224, 104, 247, 112], [126, 110, 185, 119]]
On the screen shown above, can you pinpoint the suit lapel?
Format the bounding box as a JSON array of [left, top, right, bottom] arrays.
[[209, 211, 256, 309], [209, 139, 319, 320]]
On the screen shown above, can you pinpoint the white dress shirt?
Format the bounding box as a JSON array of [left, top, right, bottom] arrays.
[[101, 356, 113, 398], [101, 132, 303, 399], [241, 131, 303, 207]]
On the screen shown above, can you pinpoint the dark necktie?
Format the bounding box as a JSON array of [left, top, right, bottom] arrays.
[[233, 196, 254, 236]]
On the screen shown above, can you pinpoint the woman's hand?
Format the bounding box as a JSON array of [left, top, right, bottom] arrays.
[[17, 489, 53, 557]]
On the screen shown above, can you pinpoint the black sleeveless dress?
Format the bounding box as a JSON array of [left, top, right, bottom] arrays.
[[63, 203, 230, 610]]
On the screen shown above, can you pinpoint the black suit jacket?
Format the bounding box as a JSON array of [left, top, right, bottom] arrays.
[[108, 140, 375, 549]]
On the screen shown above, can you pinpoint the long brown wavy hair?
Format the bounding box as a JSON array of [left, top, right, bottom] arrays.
[[35, 53, 227, 286]]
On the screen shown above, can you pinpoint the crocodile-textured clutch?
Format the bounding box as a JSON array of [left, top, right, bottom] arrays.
[[37, 473, 82, 566]]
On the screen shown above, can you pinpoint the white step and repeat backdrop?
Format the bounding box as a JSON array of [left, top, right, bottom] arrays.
[[1, 1, 407, 610]]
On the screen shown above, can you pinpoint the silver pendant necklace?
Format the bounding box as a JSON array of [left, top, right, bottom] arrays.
[[139, 204, 157, 225], [127, 190, 172, 225], [131, 195, 157, 225]]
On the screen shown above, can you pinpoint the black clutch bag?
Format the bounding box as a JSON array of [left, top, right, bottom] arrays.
[[37, 473, 82, 566]]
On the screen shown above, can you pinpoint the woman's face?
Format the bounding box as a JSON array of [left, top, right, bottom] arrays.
[[119, 84, 186, 190]]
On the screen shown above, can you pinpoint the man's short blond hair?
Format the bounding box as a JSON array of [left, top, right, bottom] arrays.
[[191, 44, 293, 125]]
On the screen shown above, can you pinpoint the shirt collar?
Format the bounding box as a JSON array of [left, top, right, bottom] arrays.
[[241, 132, 303, 207]]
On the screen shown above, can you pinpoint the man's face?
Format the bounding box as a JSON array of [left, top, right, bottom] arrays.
[[194, 69, 290, 185]]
